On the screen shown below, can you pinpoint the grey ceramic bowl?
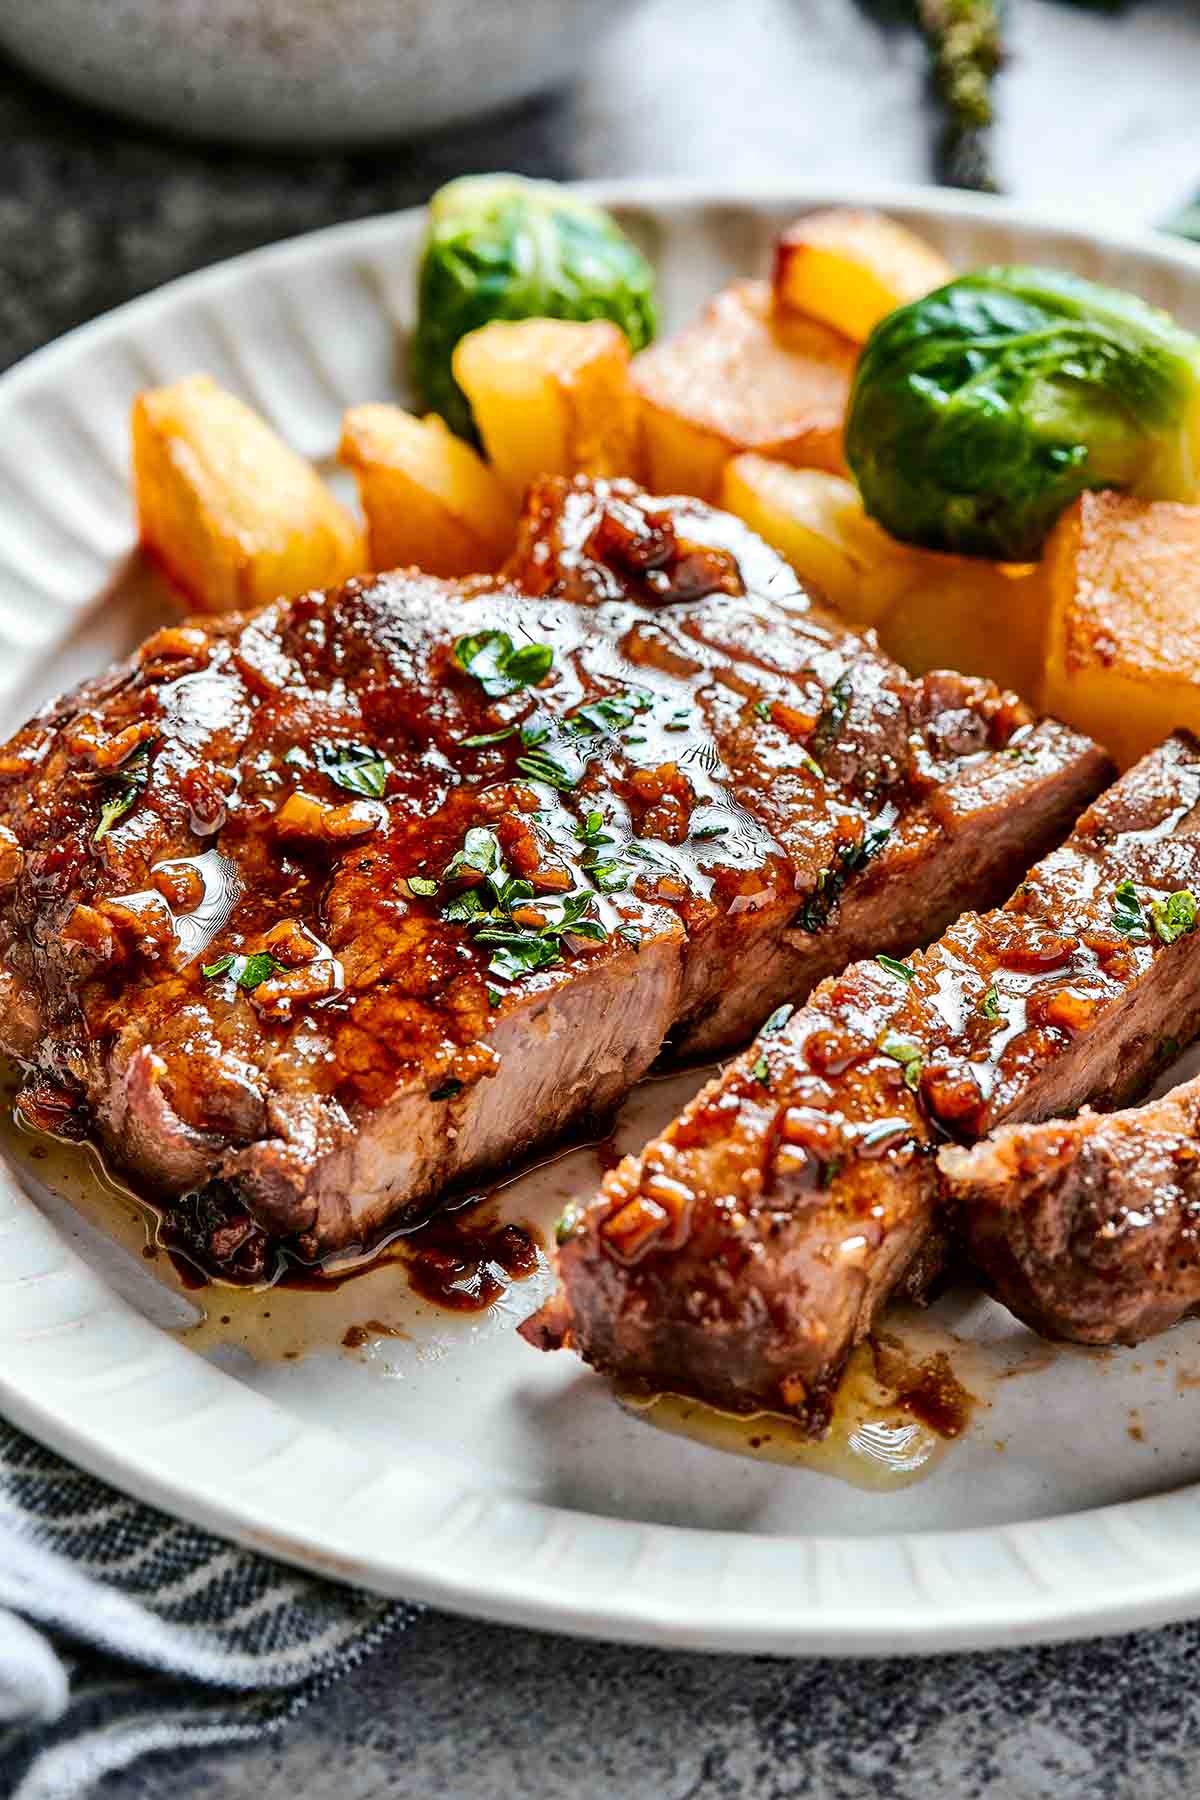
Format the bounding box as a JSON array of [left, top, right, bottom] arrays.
[[0, 0, 639, 147]]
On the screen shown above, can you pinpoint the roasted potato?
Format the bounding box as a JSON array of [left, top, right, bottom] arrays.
[[632, 280, 855, 500], [1042, 490, 1200, 767], [452, 318, 641, 502], [338, 403, 515, 579], [719, 455, 908, 626], [721, 453, 1046, 697], [879, 554, 1048, 703], [132, 375, 365, 614], [773, 209, 952, 343]]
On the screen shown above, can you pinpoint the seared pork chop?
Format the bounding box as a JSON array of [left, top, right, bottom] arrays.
[[941, 1071, 1200, 1347], [526, 734, 1200, 1427], [0, 479, 1105, 1274]]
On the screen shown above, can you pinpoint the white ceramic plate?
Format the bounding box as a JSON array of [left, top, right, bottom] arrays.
[[7, 184, 1200, 1655]]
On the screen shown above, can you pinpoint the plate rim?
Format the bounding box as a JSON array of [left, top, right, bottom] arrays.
[[6, 180, 1200, 1655]]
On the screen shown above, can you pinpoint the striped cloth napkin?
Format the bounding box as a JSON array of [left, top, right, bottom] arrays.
[[0, 1419, 413, 1799]]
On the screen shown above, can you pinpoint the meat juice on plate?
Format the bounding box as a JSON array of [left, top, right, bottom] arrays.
[[1, 1053, 996, 1489]]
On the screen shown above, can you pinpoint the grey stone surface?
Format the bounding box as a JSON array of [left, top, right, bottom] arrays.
[[99, 1608, 1200, 1799], [4, 2, 1200, 1795]]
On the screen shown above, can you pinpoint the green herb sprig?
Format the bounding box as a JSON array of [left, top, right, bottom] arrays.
[[454, 630, 554, 698], [92, 743, 154, 844], [880, 1032, 924, 1092], [202, 951, 283, 992], [313, 742, 390, 799]]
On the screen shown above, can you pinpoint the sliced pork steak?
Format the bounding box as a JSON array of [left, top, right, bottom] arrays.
[[0, 478, 1104, 1274], [941, 1070, 1200, 1347], [526, 734, 1200, 1427]]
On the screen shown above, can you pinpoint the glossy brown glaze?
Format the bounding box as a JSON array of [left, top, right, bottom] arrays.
[[0, 477, 1105, 1266], [942, 1068, 1200, 1347], [403, 1207, 541, 1311], [527, 735, 1200, 1428]]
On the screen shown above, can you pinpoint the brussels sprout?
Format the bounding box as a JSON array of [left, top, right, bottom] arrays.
[[410, 174, 657, 442], [845, 265, 1200, 560]]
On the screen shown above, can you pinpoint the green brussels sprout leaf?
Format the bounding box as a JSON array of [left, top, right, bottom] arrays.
[[846, 265, 1200, 560], [410, 174, 658, 442]]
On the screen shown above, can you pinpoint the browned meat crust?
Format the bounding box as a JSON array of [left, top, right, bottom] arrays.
[[526, 735, 1200, 1428], [941, 1073, 1200, 1346], [0, 478, 1105, 1270]]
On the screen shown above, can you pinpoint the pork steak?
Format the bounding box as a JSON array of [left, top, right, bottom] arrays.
[[526, 734, 1200, 1427], [0, 477, 1105, 1274], [941, 1068, 1200, 1347]]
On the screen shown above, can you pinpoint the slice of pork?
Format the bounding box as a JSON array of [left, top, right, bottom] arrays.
[[526, 734, 1200, 1428], [941, 1069, 1200, 1347], [0, 479, 1105, 1270]]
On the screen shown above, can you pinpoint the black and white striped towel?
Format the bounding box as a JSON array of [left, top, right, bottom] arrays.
[[0, 1417, 413, 1799]]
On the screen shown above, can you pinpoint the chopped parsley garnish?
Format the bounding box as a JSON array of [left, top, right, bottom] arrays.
[[754, 699, 773, 722], [692, 823, 729, 841], [809, 671, 853, 761], [584, 859, 630, 894], [981, 982, 1003, 1020], [454, 630, 554, 698], [92, 743, 153, 844], [797, 817, 894, 934], [443, 827, 503, 883], [1111, 878, 1149, 941], [616, 925, 641, 950], [761, 1004, 794, 1035], [202, 951, 282, 991], [571, 690, 653, 736], [460, 725, 518, 749], [443, 887, 487, 924], [575, 810, 613, 850], [751, 1055, 771, 1087], [664, 708, 691, 732], [438, 825, 610, 985], [876, 954, 915, 984], [430, 1079, 463, 1101], [1152, 888, 1198, 946], [515, 747, 577, 791], [879, 1032, 924, 1091], [797, 748, 824, 782], [487, 987, 503, 1007], [408, 875, 440, 898], [313, 742, 390, 799]]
